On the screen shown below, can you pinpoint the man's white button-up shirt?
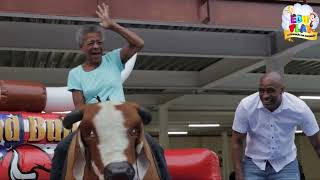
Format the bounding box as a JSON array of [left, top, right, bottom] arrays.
[[232, 92, 319, 172]]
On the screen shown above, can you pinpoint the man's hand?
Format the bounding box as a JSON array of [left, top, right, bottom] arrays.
[[96, 3, 115, 29]]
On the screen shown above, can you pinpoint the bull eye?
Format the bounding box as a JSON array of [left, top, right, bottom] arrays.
[[130, 128, 140, 136]]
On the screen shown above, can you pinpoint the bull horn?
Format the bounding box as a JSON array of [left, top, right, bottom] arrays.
[[10, 150, 36, 179], [138, 107, 152, 125], [63, 109, 84, 129]]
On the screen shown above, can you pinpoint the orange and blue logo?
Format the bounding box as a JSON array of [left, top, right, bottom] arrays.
[[282, 3, 319, 41]]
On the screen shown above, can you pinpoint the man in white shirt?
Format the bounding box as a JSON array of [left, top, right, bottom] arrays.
[[232, 72, 320, 180]]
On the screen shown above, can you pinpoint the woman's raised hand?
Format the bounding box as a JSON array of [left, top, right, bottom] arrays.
[[96, 3, 115, 29]]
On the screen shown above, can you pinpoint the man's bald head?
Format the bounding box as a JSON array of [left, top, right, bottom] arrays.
[[260, 72, 284, 89], [259, 72, 284, 112]]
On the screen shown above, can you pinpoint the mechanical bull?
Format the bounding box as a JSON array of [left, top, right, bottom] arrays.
[[62, 101, 161, 180]]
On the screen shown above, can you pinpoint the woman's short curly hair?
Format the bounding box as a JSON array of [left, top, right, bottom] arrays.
[[75, 24, 105, 46]]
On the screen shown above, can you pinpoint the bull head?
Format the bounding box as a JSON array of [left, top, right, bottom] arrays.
[[63, 103, 152, 129], [66, 102, 152, 180]]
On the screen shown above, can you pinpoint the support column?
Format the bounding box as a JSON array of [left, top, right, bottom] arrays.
[[222, 131, 230, 180], [159, 104, 169, 149]]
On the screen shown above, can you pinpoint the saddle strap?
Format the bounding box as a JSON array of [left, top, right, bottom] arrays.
[[143, 139, 162, 180]]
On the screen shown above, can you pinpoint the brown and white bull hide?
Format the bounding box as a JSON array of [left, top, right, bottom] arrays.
[[64, 101, 161, 180]]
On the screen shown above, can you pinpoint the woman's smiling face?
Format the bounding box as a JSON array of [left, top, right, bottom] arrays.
[[81, 32, 104, 64]]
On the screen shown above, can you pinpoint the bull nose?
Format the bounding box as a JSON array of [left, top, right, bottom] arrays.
[[104, 162, 135, 180]]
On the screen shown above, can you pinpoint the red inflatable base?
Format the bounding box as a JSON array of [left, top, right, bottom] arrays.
[[165, 148, 221, 180]]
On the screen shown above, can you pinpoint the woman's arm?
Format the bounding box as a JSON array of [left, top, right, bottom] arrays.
[[71, 90, 85, 109], [96, 3, 144, 64]]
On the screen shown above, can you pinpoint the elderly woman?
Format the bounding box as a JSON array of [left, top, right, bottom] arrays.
[[50, 3, 170, 180]]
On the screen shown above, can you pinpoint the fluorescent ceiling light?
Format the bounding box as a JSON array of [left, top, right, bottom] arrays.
[[295, 130, 303, 134], [168, 131, 188, 135], [299, 96, 320, 100], [188, 124, 220, 127]]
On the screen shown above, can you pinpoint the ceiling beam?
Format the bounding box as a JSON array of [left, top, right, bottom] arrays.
[[125, 70, 198, 89], [198, 61, 266, 89], [0, 67, 200, 88], [4, 64, 320, 94], [198, 35, 320, 89], [210, 73, 320, 94], [198, 58, 261, 91], [295, 43, 320, 59], [267, 33, 320, 73], [159, 58, 262, 106], [0, 67, 69, 86], [0, 22, 271, 58]]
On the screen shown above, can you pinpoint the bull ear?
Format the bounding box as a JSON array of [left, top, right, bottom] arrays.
[[63, 109, 84, 129], [138, 107, 152, 125]]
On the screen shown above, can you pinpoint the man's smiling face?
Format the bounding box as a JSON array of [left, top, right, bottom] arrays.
[[259, 77, 284, 112]]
